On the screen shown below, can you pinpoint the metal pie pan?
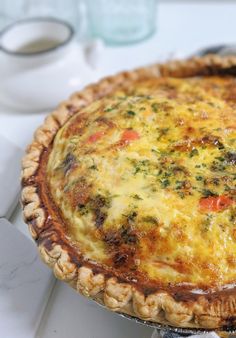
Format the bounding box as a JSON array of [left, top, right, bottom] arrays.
[[94, 298, 236, 335], [117, 312, 236, 335]]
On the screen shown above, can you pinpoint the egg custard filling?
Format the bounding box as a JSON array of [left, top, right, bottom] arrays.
[[47, 76, 236, 289]]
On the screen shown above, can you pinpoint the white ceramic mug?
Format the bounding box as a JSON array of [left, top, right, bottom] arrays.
[[0, 18, 102, 111]]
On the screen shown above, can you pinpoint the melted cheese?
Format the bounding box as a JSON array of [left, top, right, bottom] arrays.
[[47, 76, 236, 287]]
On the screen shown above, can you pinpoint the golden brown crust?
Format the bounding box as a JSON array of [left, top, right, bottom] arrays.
[[21, 55, 236, 330]]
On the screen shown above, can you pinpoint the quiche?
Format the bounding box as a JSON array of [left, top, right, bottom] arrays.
[[22, 56, 236, 330]]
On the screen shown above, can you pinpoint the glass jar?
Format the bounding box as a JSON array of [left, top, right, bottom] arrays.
[[86, 0, 157, 45], [0, 0, 80, 32]]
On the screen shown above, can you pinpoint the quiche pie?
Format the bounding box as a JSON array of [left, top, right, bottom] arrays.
[[22, 56, 236, 330]]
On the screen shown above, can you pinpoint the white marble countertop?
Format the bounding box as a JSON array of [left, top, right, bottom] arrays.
[[1, 1, 236, 337]]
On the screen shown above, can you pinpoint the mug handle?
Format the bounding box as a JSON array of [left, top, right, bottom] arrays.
[[83, 39, 105, 69]]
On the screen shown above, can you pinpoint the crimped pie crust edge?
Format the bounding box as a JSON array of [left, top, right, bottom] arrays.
[[21, 55, 236, 330]]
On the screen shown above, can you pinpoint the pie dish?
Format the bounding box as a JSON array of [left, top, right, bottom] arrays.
[[22, 55, 236, 330]]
